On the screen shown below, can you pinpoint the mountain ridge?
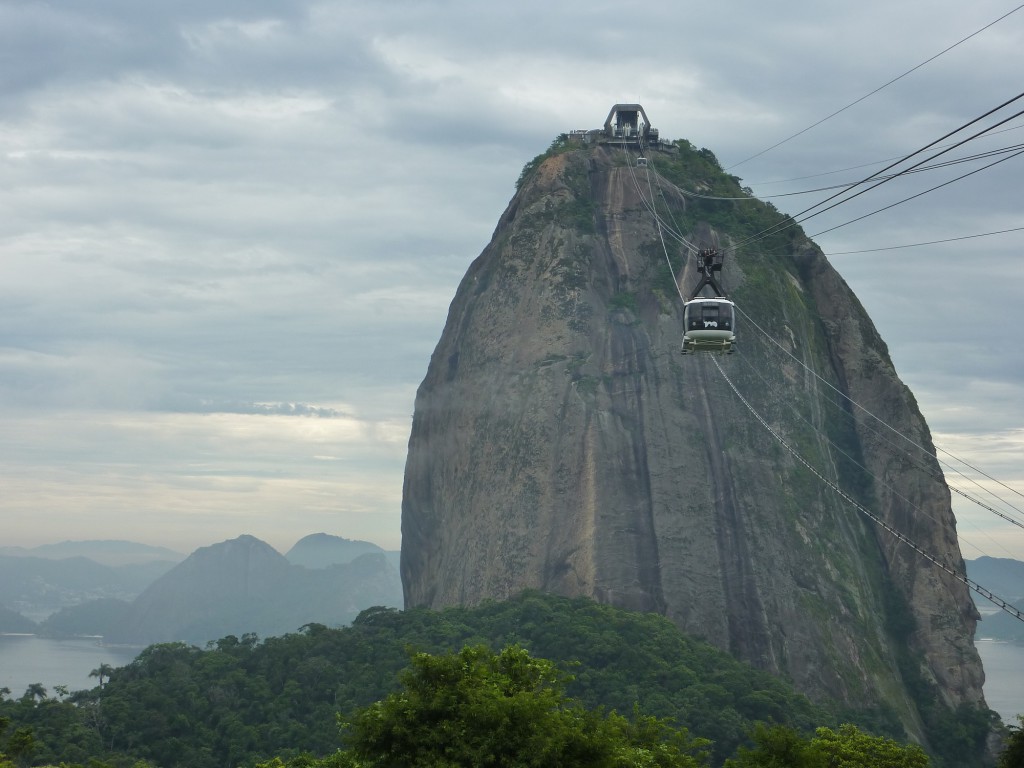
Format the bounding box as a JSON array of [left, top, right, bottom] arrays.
[[0, 534, 402, 640], [0, 540, 185, 566], [104, 534, 403, 646]]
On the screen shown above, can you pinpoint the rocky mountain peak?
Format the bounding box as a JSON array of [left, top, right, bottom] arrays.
[[400, 134, 986, 741], [104, 534, 402, 646], [286, 533, 385, 569]]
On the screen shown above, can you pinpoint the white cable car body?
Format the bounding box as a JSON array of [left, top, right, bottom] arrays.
[[682, 297, 735, 354], [681, 247, 736, 355]]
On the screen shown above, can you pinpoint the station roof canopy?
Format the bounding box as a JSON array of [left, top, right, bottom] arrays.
[[603, 103, 651, 134]]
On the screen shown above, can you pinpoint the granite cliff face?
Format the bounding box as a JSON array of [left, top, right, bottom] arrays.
[[401, 139, 986, 736]]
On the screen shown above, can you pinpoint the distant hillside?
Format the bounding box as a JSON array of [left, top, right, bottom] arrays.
[[0, 604, 37, 633], [286, 533, 385, 568], [966, 557, 1024, 604], [286, 533, 401, 575], [977, 603, 1024, 644], [39, 598, 132, 638], [0, 555, 172, 621], [965, 557, 1024, 644], [1, 540, 185, 566], [104, 535, 403, 646], [0, 535, 400, 630]]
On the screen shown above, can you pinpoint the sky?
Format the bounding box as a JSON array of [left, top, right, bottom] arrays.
[[2, 0, 1023, 571]]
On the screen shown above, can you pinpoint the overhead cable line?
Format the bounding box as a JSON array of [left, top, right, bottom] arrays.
[[637, 160, 690, 302], [635, 144, 1024, 340], [633, 154, 1024, 490], [711, 355, 1024, 623], [638, 134, 1024, 296], [732, 317, 1024, 530], [626, 145, 1024, 484], [621, 143, 700, 259], [732, 302, 1024, 507], [669, 141, 1024, 203], [808, 144, 1024, 238], [748, 123, 1024, 186], [824, 226, 1024, 255], [731, 93, 1024, 250], [725, 2, 1024, 170], [758, 142, 1024, 199], [627, 142, 1023, 518], [647, 166, 701, 253], [624, 137, 1024, 618], [733, 92, 1024, 249]]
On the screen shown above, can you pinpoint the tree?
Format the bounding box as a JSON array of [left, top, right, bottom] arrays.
[[726, 723, 820, 767], [90, 663, 115, 688], [344, 644, 709, 768], [725, 723, 929, 768], [19, 684, 46, 704], [5, 727, 35, 767], [999, 716, 1024, 768], [810, 725, 928, 767]]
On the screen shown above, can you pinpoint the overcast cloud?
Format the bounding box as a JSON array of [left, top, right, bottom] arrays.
[[1, 0, 1023, 568]]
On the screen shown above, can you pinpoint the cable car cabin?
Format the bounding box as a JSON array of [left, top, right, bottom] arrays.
[[682, 298, 735, 354], [636, 157, 648, 167]]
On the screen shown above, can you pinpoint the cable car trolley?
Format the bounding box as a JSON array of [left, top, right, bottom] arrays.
[[681, 248, 736, 355]]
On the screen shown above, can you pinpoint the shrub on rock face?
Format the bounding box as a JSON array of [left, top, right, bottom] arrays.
[[999, 716, 1024, 768], [726, 722, 929, 768]]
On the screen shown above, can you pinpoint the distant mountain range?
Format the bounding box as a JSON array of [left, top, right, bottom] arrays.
[[0, 603, 37, 633], [966, 556, 1024, 644], [0, 553, 179, 622], [0, 534, 403, 645], [0, 539, 186, 566], [2, 543, 1017, 647], [286, 532, 400, 572]]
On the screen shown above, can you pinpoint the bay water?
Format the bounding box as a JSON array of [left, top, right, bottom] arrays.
[[0, 635, 138, 697], [975, 638, 1024, 725]]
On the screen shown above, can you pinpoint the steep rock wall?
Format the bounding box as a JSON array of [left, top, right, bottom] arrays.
[[401, 142, 985, 735]]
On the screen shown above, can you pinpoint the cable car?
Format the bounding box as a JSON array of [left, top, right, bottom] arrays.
[[682, 298, 735, 353], [681, 248, 736, 354], [637, 156, 648, 168]]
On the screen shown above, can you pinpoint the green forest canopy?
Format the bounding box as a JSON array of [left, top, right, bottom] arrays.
[[0, 592, 1005, 768]]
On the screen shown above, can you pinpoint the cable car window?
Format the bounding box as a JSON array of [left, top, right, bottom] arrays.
[[700, 304, 721, 329], [685, 304, 702, 330], [717, 304, 732, 328]]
